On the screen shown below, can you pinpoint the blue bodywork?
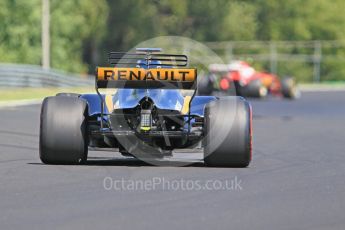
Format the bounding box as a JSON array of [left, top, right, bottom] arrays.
[[81, 91, 216, 117]]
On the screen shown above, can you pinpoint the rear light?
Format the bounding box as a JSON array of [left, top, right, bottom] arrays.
[[220, 78, 230, 91], [140, 110, 152, 131]]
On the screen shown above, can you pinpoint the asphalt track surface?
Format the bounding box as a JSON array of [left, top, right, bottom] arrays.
[[0, 91, 344, 230]]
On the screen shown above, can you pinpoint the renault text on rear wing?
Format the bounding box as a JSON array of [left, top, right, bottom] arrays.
[[96, 67, 197, 89]]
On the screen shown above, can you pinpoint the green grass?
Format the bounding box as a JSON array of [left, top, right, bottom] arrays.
[[299, 81, 345, 89], [0, 87, 94, 101]]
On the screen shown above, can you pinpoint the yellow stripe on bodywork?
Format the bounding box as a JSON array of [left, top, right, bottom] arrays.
[[181, 96, 191, 114], [105, 94, 113, 113]]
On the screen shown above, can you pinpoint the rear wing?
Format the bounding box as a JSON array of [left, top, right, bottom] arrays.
[[96, 67, 197, 89], [95, 48, 198, 129], [108, 51, 188, 67], [95, 50, 197, 89]]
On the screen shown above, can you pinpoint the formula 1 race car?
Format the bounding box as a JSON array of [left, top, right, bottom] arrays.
[[198, 61, 300, 99], [39, 48, 252, 167]]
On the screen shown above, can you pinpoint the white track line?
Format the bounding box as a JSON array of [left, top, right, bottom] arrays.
[[299, 84, 345, 92], [0, 99, 42, 109]]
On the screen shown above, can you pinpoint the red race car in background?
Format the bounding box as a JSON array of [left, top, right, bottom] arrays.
[[198, 61, 300, 99]]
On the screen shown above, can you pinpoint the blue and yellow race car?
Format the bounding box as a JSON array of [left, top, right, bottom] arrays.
[[39, 48, 252, 167]]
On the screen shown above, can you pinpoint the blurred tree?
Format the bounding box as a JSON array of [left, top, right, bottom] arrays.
[[0, 0, 41, 64], [252, 0, 345, 41], [1, 0, 345, 80], [51, 0, 108, 73], [154, 0, 188, 35], [101, 0, 257, 51], [0, 0, 108, 73], [101, 0, 157, 55], [220, 1, 257, 40], [249, 0, 345, 81]]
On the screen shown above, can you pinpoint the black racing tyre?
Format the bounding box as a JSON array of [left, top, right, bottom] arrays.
[[56, 92, 81, 97], [233, 81, 244, 97], [197, 74, 214, 95], [244, 79, 268, 98], [281, 77, 300, 99], [39, 96, 88, 164], [204, 97, 252, 167]]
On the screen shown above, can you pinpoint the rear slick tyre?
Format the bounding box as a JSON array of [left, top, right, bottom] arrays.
[[281, 77, 300, 99], [245, 79, 268, 98], [39, 96, 88, 164], [204, 97, 252, 167]]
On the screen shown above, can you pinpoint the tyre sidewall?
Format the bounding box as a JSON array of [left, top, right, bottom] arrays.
[[204, 97, 252, 167], [40, 96, 88, 164]]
